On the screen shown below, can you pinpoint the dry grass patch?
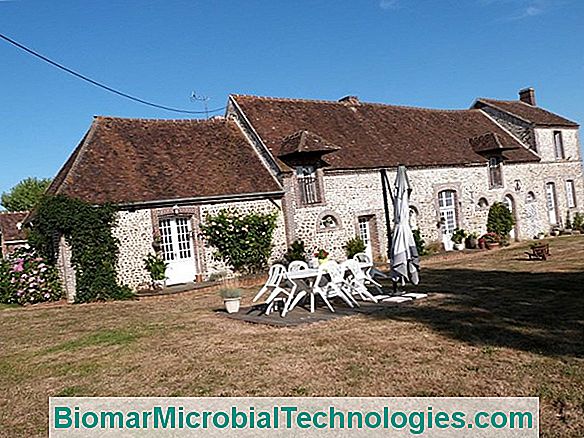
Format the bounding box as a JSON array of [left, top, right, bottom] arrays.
[[0, 236, 583, 437]]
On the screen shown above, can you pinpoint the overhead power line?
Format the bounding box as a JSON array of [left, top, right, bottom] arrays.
[[0, 32, 225, 115]]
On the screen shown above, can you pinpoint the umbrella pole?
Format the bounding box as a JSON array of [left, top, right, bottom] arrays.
[[380, 168, 393, 257]]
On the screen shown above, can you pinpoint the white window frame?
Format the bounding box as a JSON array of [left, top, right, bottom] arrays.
[[565, 180, 576, 208], [553, 131, 565, 160], [438, 190, 457, 234]]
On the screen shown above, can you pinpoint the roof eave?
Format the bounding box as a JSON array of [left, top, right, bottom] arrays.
[[115, 190, 285, 211]]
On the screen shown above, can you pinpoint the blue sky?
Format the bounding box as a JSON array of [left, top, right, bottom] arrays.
[[1, 0, 583, 199]]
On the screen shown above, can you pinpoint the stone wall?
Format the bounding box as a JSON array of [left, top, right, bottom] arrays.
[[56, 236, 76, 303], [112, 199, 288, 289], [283, 159, 584, 259], [283, 169, 389, 262], [534, 127, 581, 163], [112, 209, 154, 290]]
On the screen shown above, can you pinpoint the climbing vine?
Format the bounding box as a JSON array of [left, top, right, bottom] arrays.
[[200, 209, 278, 274], [28, 195, 133, 303]]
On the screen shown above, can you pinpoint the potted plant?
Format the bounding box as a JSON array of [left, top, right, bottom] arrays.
[[284, 240, 306, 265], [574, 212, 584, 234], [219, 288, 242, 313], [562, 212, 573, 235], [344, 237, 366, 259], [451, 228, 467, 251], [481, 232, 500, 250], [144, 253, 167, 289], [486, 202, 514, 244], [152, 231, 162, 252], [314, 248, 330, 265], [465, 231, 478, 249]]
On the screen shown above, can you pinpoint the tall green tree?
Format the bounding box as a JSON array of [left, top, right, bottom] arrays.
[[1, 177, 52, 211]]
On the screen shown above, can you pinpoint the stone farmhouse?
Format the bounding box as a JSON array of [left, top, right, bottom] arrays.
[[46, 88, 583, 298]]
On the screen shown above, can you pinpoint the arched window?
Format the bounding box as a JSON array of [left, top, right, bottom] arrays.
[[526, 191, 536, 203], [477, 197, 489, 209], [319, 215, 338, 230]]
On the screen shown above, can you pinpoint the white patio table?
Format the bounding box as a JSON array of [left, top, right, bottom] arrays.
[[283, 268, 321, 316]]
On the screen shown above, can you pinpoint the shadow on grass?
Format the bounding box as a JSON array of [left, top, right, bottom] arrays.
[[371, 268, 584, 358]]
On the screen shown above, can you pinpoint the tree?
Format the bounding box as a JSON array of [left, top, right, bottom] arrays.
[[1, 177, 52, 211], [486, 202, 515, 237]]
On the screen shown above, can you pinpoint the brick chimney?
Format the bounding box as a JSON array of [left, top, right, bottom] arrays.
[[338, 95, 360, 105], [519, 88, 536, 106]]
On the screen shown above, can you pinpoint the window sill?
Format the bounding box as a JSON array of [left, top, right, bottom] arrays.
[[298, 201, 326, 208]]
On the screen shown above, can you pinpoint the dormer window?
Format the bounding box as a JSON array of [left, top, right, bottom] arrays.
[[297, 166, 321, 205], [553, 131, 565, 159], [488, 157, 503, 188]]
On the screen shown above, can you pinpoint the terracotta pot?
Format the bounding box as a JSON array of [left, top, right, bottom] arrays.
[[485, 242, 500, 250]]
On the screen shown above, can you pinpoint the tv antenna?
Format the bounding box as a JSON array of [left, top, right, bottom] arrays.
[[191, 92, 211, 119]]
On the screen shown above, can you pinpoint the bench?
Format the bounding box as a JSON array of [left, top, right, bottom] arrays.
[[525, 243, 550, 261]]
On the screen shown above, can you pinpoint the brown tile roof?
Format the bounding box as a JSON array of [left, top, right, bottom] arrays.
[[279, 130, 341, 157], [475, 99, 579, 127], [0, 211, 28, 242], [469, 133, 519, 154], [232, 95, 539, 170], [48, 117, 283, 206]]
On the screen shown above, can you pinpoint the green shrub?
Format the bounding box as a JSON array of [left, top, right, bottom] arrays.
[[284, 240, 306, 264], [565, 211, 572, 229], [412, 229, 427, 255], [451, 228, 467, 244], [573, 212, 584, 230], [144, 253, 167, 281], [27, 195, 133, 303], [344, 237, 366, 259], [200, 209, 278, 274], [486, 202, 515, 237], [219, 288, 242, 299]]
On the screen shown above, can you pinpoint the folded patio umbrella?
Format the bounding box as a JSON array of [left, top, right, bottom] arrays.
[[390, 165, 420, 286]]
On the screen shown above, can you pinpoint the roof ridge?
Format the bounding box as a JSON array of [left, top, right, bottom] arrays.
[[476, 98, 578, 126], [94, 115, 226, 123], [232, 94, 476, 114]]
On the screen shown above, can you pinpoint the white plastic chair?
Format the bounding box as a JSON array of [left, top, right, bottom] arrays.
[[353, 252, 384, 292], [317, 260, 359, 309], [288, 260, 309, 272], [280, 260, 310, 316], [342, 259, 379, 302], [253, 264, 290, 314]]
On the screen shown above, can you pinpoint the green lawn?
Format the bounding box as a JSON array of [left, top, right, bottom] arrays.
[[0, 236, 583, 437]]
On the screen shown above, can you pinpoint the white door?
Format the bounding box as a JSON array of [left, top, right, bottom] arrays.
[[159, 217, 197, 285], [438, 190, 457, 251], [546, 183, 558, 225], [504, 195, 516, 240], [358, 217, 373, 261]]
